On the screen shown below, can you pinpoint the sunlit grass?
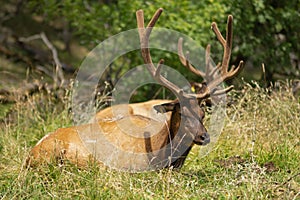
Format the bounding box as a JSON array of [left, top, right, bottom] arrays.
[[0, 81, 299, 199]]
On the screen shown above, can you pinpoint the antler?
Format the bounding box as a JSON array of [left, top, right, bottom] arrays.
[[136, 8, 188, 99], [178, 15, 244, 97], [209, 16, 244, 87], [136, 9, 243, 101], [178, 38, 206, 78]]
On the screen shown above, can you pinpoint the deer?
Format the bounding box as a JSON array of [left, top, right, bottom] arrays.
[[27, 8, 243, 171]]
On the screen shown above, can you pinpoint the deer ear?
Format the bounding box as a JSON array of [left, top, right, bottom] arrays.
[[153, 102, 177, 113]]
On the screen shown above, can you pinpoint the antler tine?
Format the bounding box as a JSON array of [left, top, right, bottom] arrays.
[[193, 15, 244, 100], [178, 38, 206, 78], [205, 44, 211, 77], [207, 15, 243, 90], [178, 38, 224, 85], [136, 8, 183, 96], [205, 44, 221, 83]]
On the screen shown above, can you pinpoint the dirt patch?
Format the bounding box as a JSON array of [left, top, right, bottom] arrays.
[[263, 161, 278, 173], [214, 155, 246, 168]]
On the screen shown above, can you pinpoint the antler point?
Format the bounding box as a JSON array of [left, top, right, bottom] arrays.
[[211, 22, 217, 29], [136, 9, 143, 14]]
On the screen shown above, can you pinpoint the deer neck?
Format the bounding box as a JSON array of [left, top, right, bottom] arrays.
[[166, 103, 196, 168]]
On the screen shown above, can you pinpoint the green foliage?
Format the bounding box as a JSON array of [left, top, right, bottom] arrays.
[[224, 0, 300, 81], [27, 1, 228, 87], [27, 0, 300, 83], [28, 1, 226, 45]]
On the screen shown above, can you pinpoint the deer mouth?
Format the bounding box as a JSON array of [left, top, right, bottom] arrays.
[[193, 132, 210, 145]]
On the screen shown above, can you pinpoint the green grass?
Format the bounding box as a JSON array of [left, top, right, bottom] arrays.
[[0, 82, 299, 199]]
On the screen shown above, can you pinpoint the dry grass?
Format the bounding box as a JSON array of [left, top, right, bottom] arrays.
[[0, 81, 299, 199]]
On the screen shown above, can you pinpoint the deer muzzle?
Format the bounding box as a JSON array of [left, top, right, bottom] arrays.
[[194, 132, 210, 145]]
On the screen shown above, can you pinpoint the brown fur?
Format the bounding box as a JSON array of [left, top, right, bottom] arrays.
[[27, 99, 206, 170]]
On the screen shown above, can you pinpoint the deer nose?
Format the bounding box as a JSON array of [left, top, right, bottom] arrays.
[[201, 132, 210, 145], [194, 132, 210, 145]]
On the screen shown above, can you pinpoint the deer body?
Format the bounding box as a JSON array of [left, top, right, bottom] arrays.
[[28, 103, 204, 169]]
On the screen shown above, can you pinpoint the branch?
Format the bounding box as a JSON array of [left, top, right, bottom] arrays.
[[19, 32, 65, 86], [40, 32, 65, 86]]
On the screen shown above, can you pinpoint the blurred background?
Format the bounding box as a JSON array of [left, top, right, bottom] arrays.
[[0, 0, 299, 106]]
